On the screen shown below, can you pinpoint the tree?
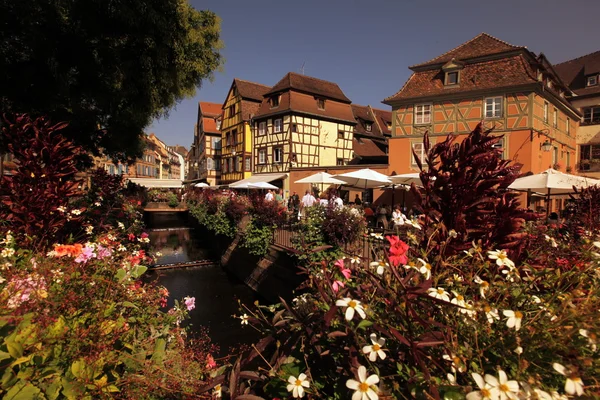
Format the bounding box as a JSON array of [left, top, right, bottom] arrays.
[[0, 0, 223, 161]]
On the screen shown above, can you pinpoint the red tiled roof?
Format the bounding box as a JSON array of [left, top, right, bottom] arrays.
[[199, 101, 222, 117], [235, 79, 271, 101], [265, 72, 351, 103], [352, 104, 392, 137], [372, 107, 392, 136], [255, 91, 355, 124], [554, 51, 600, 97], [353, 137, 387, 158], [203, 117, 219, 134], [384, 55, 537, 102], [410, 33, 524, 69]]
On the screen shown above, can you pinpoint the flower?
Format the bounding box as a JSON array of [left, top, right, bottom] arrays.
[[332, 280, 345, 292], [544, 235, 558, 248], [85, 225, 94, 235], [369, 260, 388, 275], [349, 256, 361, 264], [335, 259, 352, 279], [239, 314, 249, 325], [213, 384, 222, 398], [184, 296, 195, 311], [57, 206, 67, 213], [451, 291, 467, 312], [70, 209, 82, 215], [483, 306, 500, 324], [370, 232, 384, 240], [553, 363, 584, 396], [336, 297, 366, 321], [1, 248, 15, 258], [417, 258, 432, 280], [118, 222, 125, 230], [206, 354, 217, 369], [346, 365, 379, 400], [94, 201, 101, 207], [466, 373, 493, 400], [427, 287, 450, 302], [387, 235, 409, 267], [443, 353, 465, 373], [474, 275, 489, 298], [405, 217, 422, 230], [287, 373, 310, 398], [579, 329, 597, 352], [448, 229, 458, 238], [485, 369, 520, 400], [362, 333, 386, 362], [487, 249, 515, 269], [503, 310, 523, 331], [74, 245, 96, 264], [514, 346, 523, 355]]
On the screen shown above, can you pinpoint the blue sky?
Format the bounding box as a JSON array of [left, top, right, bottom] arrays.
[[151, 0, 600, 147]]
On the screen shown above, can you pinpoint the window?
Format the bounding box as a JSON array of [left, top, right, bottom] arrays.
[[445, 71, 459, 85], [583, 107, 600, 124], [566, 152, 571, 169], [259, 122, 266, 135], [566, 118, 570, 135], [365, 122, 372, 132], [258, 149, 266, 164], [274, 119, 282, 133], [231, 129, 238, 145], [553, 108, 558, 128], [414, 104, 431, 125], [207, 157, 214, 170], [211, 137, 221, 150], [338, 130, 344, 139], [216, 119, 221, 130], [544, 101, 548, 123], [226, 133, 230, 147], [273, 147, 283, 164], [336, 158, 345, 166], [587, 75, 598, 86], [552, 147, 558, 165], [271, 96, 279, 108], [292, 123, 298, 133], [228, 158, 233, 173], [317, 98, 326, 110], [484, 97, 503, 118], [229, 105, 236, 118], [412, 142, 425, 166], [245, 156, 251, 171], [235, 156, 241, 172]]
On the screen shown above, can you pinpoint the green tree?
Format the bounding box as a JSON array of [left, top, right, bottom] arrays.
[[0, 0, 223, 161]]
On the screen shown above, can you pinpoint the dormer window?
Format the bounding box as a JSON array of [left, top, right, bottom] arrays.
[[365, 122, 372, 132], [445, 71, 459, 86], [587, 75, 598, 87], [317, 98, 326, 110], [270, 95, 280, 108]]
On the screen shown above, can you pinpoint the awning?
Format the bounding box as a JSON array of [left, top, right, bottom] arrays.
[[128, 178, 183, 188], [229, 173, 288, 188]]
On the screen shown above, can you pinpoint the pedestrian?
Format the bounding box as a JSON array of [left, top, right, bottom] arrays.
[[376, 204, 389, 230], [301, 189, 316, 208], [333, 194, 343, 209], [289, 191, 300, 216], [354, 194, 362, 206], [319, 192, 329, 207], [275, 189, 284, 204], [265, 189, 274, 202]]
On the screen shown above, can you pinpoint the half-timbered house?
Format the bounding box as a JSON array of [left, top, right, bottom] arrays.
[[220, 79, 271, 185], [383, 33, 580, 179], [252, 72, 355, 191], [190, 101, 222, 185]]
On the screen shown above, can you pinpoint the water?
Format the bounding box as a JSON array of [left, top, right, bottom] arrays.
[[145, 213, 261, 356]]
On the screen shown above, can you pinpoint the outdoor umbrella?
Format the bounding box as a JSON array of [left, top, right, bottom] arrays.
[[194, 182, 209, 188], [389, 173, 423, 187], [248, 182, 279, 190], [294, 172, 347, 185], [333, 168, 391, 189]]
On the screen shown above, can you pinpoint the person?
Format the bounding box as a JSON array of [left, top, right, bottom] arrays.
[[319, 192, 329, 207], [265, 190, 274, 202], [547, 211, 560, 225], [275, 189, 283, 203], [376, 205, 389, 229], [301, 190, 316, 208], [354, 194, 362, 206], [288, 191, 300, 215], [333, 194, 343, 209], [392, 206, 404, 226]]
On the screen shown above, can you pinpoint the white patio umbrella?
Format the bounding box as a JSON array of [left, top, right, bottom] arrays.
[[194, 182, 209, 188], [294, 172, 347, 185], [248, 181, 279, 190], [333, 168, 392, 189], [508, 168, 600, 195], [389, 172, 423, 187]]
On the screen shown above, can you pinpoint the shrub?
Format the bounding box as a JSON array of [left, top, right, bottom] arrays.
[[249, 194, 287, 227], [321, 205, 367, 248], [242, 219, 275, 256]]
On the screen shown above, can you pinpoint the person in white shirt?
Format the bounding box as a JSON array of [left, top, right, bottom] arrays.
[[265, 190, 274, 201], [333, 195, 343, 209], [301, 190, 316, 208]]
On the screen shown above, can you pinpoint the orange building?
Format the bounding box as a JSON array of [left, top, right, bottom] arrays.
[[383, 33, 580, 180]]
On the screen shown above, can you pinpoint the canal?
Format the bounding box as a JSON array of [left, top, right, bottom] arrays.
[[145, 212, 261, 356]]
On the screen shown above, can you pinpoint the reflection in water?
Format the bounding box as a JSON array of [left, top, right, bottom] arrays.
[[147, 226, 261, 356]]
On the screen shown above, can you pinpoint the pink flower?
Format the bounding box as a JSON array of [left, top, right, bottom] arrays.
[[140, 232, 149, 239], [387, 235, 409, 267], [335, 259, 352, 279], [206, 354, 217, 369], [74, 245, 96, 264], [332, 280, 345, 292], [184, 296, 195, 311], [96, 245, 112, 259]]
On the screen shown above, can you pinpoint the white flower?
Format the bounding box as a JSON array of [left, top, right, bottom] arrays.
[[427, 287, 450, 302], [485, 369, 520, 400], [94, 201, 101, 207], [514, 346, 523, 355], [57, 206, 67, 213], [579, 329, 597, 352], [553, 363, 584, 396], [155, 251, 163, 258], [466, 373, 493, 400], [474, 275, 489, 298], [369, 260, 388, 275], [85, 226, 94, 235], [117, 244, 127, 252], [520, 382, 552, 400], [451, 291, 466, 309], [487, 249, 515, 269], [346, 365, 379, 400], [213, 384, 222, 398], [1, 248, 15, 258], [70, 209, 82, 215], [405, 217, 422, 230], [239, 314, 249, 325], [349, 256, 361, 264], [544, 235, 558, 248], [503, 310, 523, 331], [551, 391, 568, 400], [417, 258, 432, 280], [118, 222, 125, 230], [392, 214, 405, 226], [336, 297, 366, 321], [0, 275, 5, 284], [370, 232, 384, 240], [443, 353, 465, 373], [287, 373, 310, 398], [362, 333, 386, 362], [483, 306, 500, 324], [531, 295, 542, 304], [448, 229, 458, 238]]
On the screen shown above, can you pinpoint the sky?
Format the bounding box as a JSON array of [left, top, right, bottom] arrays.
[[151, 0, 600, 147]]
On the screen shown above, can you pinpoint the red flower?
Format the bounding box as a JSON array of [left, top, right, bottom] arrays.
[[128, 233, 136, 241], [387, 235, 409, 267]]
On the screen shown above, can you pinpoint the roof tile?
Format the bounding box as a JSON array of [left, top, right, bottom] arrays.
[[554, 51, 600, 96], [234, 79, 271, 101], [265, 72, 351, 103]]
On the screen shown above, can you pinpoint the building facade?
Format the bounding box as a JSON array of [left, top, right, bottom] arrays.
[[220, 79, 271, 184], [351, 104, 392, 165], [191, 102, 222, 185], [554, 51, 600, 178], [383, 33, 580, 179], [252, 72, 355, 191]]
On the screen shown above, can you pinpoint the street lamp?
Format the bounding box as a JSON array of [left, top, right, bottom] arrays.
[[540, 140, 553, 152]]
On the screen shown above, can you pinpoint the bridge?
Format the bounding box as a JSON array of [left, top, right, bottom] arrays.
[[144, 202, 188, 212]]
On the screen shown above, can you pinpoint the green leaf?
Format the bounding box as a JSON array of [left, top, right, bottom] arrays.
[[44, 378, 62, 400], [131, 265, 147, 278], [356, 320, 373, 330], [70, 359, 90, 380], [150, 338, 166, 363], [3, 380, 42, 400], [121, 301, 138, 309], [0, 350, 11, 362], [115, 269, 126, 281], [1, 368, 17, 390], [5, 340, 23, 359]]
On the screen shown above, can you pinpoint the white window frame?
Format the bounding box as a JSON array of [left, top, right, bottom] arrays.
[[414, 103, 431, 125], [273, 147, 283, 164], [411, 142, 425, 167], [544, 101, 549, 123], [245, 156, 251, 171], [553, 108, 558, 128], [566, 118, 570, 135], [259, 122, 266, 135], [484, 96, 503, 119], [207, 157, 214, 171], [587, 75, 598, 87], [258, 149, 266, 164], [274, 118, 282, 133], [445, 71, 459, 85]]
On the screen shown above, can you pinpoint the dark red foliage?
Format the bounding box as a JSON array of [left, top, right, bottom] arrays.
[[566, 185, 600, 234], [249, 194, 287, 227], [321, 206, 366, 247], [87, 168, 124, 205], [225, 195, 248, 223], [411, 124, 533, 258], [0, 114, 85, 248]]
